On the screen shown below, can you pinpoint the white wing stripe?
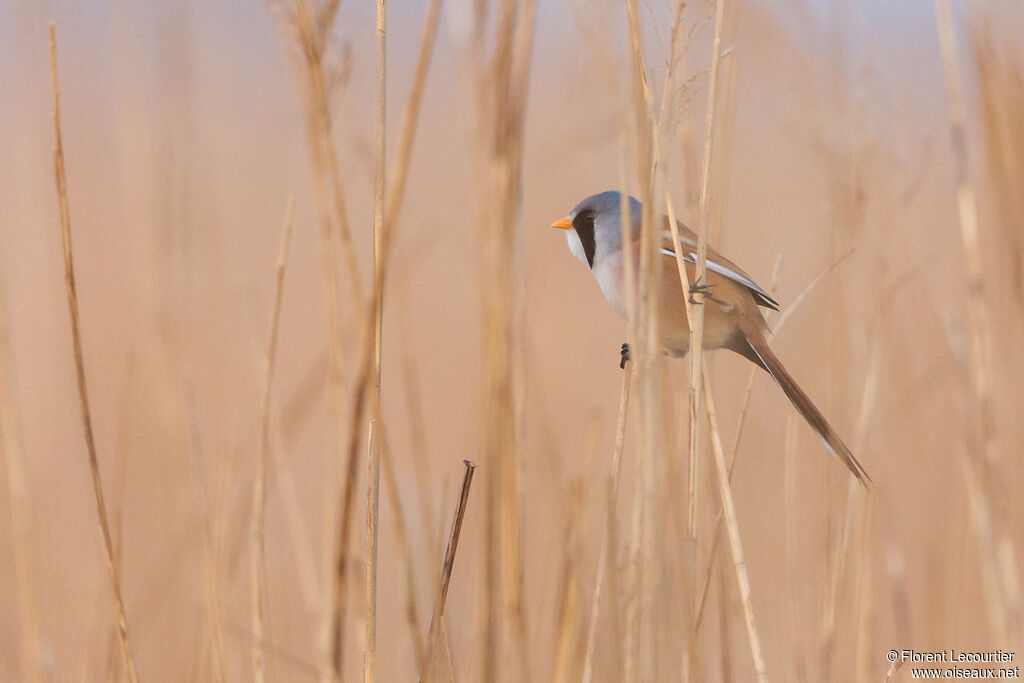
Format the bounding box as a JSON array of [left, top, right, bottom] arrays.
[[661, 245, 772, 299]]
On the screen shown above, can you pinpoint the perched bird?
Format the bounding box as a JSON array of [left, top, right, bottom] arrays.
[[551, 190, 870, 487]]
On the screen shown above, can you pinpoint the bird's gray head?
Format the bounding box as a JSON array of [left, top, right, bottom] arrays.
[[551, 190, 642, 268]]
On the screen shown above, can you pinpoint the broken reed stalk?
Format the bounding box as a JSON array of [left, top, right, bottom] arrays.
[[581, 364, 633, 683], [933, 0, 1015, 644], [48, 24, 139, 683], [251, 195, 296, 683], [424, 461, 477, 681], [701, 360, 768, 682]]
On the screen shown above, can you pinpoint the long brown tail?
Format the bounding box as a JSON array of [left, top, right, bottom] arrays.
[[742, 327, 871, 488]]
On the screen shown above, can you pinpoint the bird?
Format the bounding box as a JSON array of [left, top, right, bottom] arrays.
[[550, 190, 870, 487]]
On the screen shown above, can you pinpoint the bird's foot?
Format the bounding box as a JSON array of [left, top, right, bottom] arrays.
[[688, 279, 726, 306], [620, 342, 631, 369]]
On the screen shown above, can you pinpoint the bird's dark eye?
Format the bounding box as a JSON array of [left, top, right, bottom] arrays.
[[573, 210, 597, 268]]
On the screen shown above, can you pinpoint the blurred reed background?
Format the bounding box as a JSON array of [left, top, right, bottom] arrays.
[[1, 0, 1022, 681]]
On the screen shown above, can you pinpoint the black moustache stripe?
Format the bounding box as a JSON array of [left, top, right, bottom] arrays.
[[574, 212, 596, 268]]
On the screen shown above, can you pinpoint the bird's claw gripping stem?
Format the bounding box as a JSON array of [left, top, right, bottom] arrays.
[[688, 279, 726, 306]]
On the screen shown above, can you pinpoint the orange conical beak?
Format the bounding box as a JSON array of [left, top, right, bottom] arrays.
[[550, 217, 573, 230]]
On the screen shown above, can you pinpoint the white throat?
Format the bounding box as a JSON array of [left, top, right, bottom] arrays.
[[566, 229, 589, 267]]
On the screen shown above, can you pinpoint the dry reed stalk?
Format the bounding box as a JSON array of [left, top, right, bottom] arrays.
[[371, 0, 387, 389], [621, 3, 662, 677], [267, 2, 361, 674], [367, 20, 446, 658], [250, 195, 296, 683], [505, 2, 538, 672], [438, 622, 456, 683], [48, 25, 139, 683], [0, 287, 43, 683], [582, 364, 633, 683], [971, 21, 1024, 300], [552, 483, 583, 683], [334, 319, 373, 679], [623, 441, 645, 683], [820, 335, 880, 679], [607, 48, 638, 683], [694, 251, 846, 631], [183, 376, 227, 683], [222, 621, 326, 679], [702, 360, 767, 682], [613, 141, 637, 683], [614, 37, 638, 679], [382, 0, 443, 241], [364, 419, 381, 683], [289, 0, 441, 670], [106, 357, 135, 683], [647, 9, 706, 677], [687, 0, 727, 553], [270, 426, 321, 610], [933, 0, 1016, 645], [717, 552, 733, 683], [424, 461, 477, 681], [662, 190, 703, 682], [379, 428, 427, 673], [283, 0, 363, 305], [783, 414, 808, 683], [470, 2, 537, 678], [641, 3, 726, 670], [884, 550, 909, 682], [398, 299, 437, 547], [853, 496, 876, 683], [710, 34, 739, 248], [363, 1, 387, 680]]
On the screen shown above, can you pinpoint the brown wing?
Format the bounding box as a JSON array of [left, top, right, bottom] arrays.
[[660, 219, 780, 311]]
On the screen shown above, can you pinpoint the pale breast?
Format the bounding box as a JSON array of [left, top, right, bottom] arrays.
[[592, 251, 630, 318]]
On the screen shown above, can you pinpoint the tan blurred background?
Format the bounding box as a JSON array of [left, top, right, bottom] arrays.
[[1, 0, 1022, 681]]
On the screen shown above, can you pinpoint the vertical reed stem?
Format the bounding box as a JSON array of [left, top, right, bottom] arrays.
[[582, 364, 633, 682], [48, 23, 139, 683], [933, 0, 1016, 644], [251, 195, 296, 683], [365, 1, 387, 680], [702, 362, 767, 682]]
